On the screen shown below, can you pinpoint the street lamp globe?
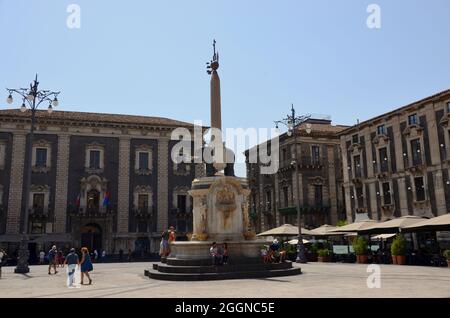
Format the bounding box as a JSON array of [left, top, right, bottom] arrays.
[[26, 93, 34, 101], [6, 94, 13, 104], [306, 123, 312, 134], [52, 97, 59, 107], [47, 104, 53, 114], [20, 103, 27, 113]]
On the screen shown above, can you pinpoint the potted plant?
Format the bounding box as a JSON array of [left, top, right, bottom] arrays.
[[317, 249, 330, 262], [352, 236, 368, 264], [307, 242, 319, 262], [391, 234, 406, 265], [443, 250, 450, 267]]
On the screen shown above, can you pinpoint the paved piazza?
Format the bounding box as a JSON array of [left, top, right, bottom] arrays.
[[0, 262, 449, 298]]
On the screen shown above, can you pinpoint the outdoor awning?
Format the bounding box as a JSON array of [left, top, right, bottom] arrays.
[[329, 220, 377, 233], [256, 224, 315, 237], [402, 214, 450, 232], [371, 233, 396, 240], [358, 216, 428, 234], [309, 224, 347, 236]]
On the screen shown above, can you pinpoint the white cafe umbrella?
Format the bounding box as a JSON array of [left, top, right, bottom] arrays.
[[402, 214, 450, 232], [256, 224, 315, 236], [329, 219, 377, 233], [359, 215, 427, 234], [309, 224, 347, 236]]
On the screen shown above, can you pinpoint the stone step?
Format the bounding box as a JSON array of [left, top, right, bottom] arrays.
[[165, 257, 262, 267], [154, 262, 292, 274], [145, 267, 302, 281]]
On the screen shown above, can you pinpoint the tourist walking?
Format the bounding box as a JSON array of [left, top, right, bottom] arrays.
[[39, 250, 45, 265], [118, 249, 123, 262], [80, 247, 93, 285], [168, 226, 176, 243], [48, 245, 58, 275], [64, 248, 80, 288], [159, 228, 171, 260], [0, 249, 6, 279], [57, 250, 64, 268], [127, 249, 132, 262], [101, 250, 106, 262], [93, 249, 98, 263]]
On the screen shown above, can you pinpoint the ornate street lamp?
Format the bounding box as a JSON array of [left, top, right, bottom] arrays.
[[5, 74, 60, 273], [274, 104, 311, 263]]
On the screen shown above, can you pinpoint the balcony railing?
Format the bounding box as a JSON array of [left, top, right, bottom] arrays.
[[171, 206, 193, 219], [69, 205, 116, 217], [280, 156, 324, 169], [133, 206, 155, 219], [28, 206, 51, 220]]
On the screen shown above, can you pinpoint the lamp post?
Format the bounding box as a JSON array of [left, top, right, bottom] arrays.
[[6, 74, 60, 273], [275, 104, 311, 263]]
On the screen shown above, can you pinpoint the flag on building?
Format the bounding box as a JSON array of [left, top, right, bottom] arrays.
[[103, 191, 111, 207]]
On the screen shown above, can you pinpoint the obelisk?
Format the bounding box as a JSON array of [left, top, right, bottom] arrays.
[[208, 39, 222, 132], [207, 39, 226, 174]]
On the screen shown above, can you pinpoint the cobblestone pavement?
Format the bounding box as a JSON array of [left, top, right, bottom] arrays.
[[0, 262, 449, 298]]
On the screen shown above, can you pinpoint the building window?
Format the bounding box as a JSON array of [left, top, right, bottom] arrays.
[[408, 113, 418, 125], [177, 194, 187, 213], [352, 134, 359, 144], [283, 186, 289, 207], [382, 182, 391, 205], [353, 155, 362, 178], [138, 194, 149, 209], [32, 193, 45, 213], [265, 190, 272, 211], [314, 185, 323, 206], [311, 146, 320, 165], [378, 147, 389, 172], [447, 102, 450, 113], [410, 138, 422, 166], [89, 150, 101, 169], [0, 142, 5, 170], [414, 177, 426, 201], [35, 148, 48, 167], [356, 186, 364, 208], [31, 140, 51, 172], [138, 152, 149, 170], [377, 124, 386, 135], [282, 148, 287, 161]]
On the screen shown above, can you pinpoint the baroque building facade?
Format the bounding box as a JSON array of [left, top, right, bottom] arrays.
[[339, 89, 450, 222], [0, 109, 205, 259], [245, 118, 348, 232]]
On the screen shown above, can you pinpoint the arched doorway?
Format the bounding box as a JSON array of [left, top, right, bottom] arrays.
[[80, 223, 102, 252]]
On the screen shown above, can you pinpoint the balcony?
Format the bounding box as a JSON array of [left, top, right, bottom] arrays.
[[28, 206, 50, 221], [69, 205, 116, 218], [133, 206, 155, 219], [280, 156, 324, 171], [171, 206, 193, 219]]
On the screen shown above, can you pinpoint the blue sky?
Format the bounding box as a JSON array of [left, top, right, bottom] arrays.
[[1, 0, 450, 177]]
